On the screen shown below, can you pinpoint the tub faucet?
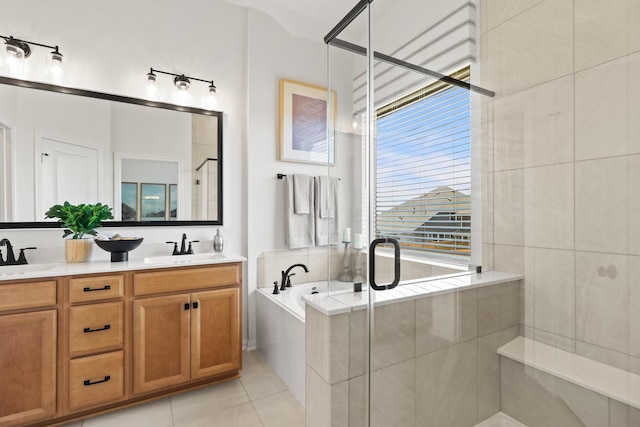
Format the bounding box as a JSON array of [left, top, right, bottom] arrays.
[[280, 263, 309, 291]]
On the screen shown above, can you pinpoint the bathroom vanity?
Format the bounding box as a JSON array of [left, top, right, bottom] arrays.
[[0, 256, 243, 427]]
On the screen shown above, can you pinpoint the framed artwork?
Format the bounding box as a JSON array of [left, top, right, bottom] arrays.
[[279, 79, 336, 165], [140, 183, 166, 221], [121, 182, 138, 221], [169, 184, 178, 221]]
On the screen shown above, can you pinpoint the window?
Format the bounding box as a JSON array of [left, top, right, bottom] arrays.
[[374, 66, 471, 259]]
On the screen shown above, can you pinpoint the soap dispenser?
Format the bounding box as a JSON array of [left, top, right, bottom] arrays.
[[213, 229, 224, 253]]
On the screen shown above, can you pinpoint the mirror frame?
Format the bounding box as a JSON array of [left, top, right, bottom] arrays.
[[0, 75, 223, 229]]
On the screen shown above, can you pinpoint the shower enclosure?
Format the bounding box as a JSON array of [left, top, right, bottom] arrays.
[[313, 0, 640, 426]]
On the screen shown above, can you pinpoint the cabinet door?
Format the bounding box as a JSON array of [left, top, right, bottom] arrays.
[[133, 294, 190, 394], [191, 288, 241, 380], [0, 310, 56, 427]]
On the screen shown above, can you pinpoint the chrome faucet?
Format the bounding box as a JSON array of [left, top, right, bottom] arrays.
[[280, 263, 309, 291]]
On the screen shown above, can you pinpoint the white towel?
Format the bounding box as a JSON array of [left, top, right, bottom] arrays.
[[315, 176, 339, 246], [285, 176, 315, 249], [293, 174, 312, 214], [317, 175, 336, 219]]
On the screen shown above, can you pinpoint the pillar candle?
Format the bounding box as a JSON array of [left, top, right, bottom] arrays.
[[354, 233, 364, 249], [342, 228, 351, 243]]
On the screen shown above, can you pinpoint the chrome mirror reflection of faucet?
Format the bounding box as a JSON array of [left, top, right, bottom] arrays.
[[0, 239, 37, 266], [280, 263, 309, 291]]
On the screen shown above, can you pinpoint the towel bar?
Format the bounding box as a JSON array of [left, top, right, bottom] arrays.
[[277, 174, 340, 180]]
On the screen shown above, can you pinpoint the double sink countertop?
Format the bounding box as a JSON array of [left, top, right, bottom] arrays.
[[0, 252, 247, 281]]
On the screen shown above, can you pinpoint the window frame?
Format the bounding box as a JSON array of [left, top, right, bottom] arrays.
[[370, 66, 473, 264]]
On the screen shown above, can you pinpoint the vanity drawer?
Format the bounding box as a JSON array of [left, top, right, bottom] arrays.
[[69, 275, 124, 303], [68, 350, 124, 412], [69, 301, 124, 356], [0, 280, 56, 311], [133, 263, 241, 296]]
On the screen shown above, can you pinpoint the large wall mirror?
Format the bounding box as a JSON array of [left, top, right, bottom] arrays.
[[0, 76, 222, 229]]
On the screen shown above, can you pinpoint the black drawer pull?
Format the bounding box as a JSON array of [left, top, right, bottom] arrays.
[[193, 301, 199, 309], [84, 375, 111, 386], [184, 303, 190, 310], [83, 285, 111, 292], [83, 324, 111, 333]]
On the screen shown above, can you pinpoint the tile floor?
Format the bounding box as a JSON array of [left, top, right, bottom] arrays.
[[61, 350, 305, 427]]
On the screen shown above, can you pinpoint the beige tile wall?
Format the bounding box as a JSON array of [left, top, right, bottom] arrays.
[[482, 0, 640, 371], [305, 280, 521, 426]]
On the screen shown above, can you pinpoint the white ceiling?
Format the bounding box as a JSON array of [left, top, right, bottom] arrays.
[[222, 0, 357, 42]]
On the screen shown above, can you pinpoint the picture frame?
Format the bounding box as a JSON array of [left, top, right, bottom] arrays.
[[140, 183, 167, 221], [279, 79, 336, 165]]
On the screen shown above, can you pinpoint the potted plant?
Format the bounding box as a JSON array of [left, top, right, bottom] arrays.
[[45, 202, 114, 262]]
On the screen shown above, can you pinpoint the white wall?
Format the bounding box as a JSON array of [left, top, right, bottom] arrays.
[[244, 9, 356, 346]]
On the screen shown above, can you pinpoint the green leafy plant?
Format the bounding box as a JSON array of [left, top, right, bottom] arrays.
[[45, 202, 114, 239]]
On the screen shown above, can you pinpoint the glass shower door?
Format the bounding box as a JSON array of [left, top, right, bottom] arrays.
[[325, 1, 487, 425], [325, 1, 640, 426]]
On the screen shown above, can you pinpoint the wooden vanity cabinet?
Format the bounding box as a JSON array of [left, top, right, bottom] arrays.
[[0, 280, 57, 427], [132, 265, 241, 395], [0, 262, 242, 427]]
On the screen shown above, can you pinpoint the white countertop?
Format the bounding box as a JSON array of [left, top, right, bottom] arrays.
[[0, 253, 246, 281], [302, 270, 522, 317]]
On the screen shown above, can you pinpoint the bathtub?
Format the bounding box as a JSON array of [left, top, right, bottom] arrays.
[[256, 281, 353, 406]]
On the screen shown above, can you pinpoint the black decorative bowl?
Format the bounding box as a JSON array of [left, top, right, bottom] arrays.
[[95, 238, 144, 262]]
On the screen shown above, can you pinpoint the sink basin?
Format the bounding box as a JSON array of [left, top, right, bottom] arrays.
[[0, 263, 59, 277], [143, 253, 226, 265]]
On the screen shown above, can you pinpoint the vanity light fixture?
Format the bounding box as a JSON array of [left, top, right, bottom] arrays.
[[146, 67, 218, 108], [0, 35, 64, 81]]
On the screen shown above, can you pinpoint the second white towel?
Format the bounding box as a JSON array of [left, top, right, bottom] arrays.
[[315, 176, 340, 246]]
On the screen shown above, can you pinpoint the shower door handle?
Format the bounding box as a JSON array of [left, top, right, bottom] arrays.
[[368, 238, 401, 291]]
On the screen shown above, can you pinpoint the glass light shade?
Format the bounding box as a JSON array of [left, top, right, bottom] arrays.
[[3, 43, 26, 77], [46, 50, 64, 83], [204, 85, 218, 110], [174, 75, 190, 91], [144, 72, 159, 100]]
